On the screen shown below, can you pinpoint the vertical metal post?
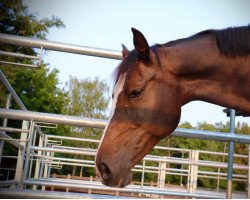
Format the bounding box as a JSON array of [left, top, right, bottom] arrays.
[[0, 141, 3, 167], [33, 135, 43, 190], [217, 167, 221, 192], [247, 144, 250, 198], [189, 150, 199, 193], [15, 120, 29, 188], [39, 134, 45, 179], [180, 152, 184, 186], [23, 121, 34, 183], [187, 151, 191, 191], [42, 135, 48, 191], [28, 129, 37, 181], [157, 157, 166, 189], [141, 160, 145, 188], [0, 93, 12, 166], [226, 109, 235, 199]]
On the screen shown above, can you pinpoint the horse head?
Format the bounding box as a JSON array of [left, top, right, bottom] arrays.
[[95, 28, 181, 187]]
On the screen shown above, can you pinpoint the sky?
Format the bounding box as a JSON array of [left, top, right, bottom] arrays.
[[23, 0, 250, 126]]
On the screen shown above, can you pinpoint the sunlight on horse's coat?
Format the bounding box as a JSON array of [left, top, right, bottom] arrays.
[[96, 26, 250, 188]]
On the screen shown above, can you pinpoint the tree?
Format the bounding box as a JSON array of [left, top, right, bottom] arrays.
[[0, 0, 69, 166], [65, 76, 110, 140], [0, 0, 67, 114], [66, 76, 110, 119], [62, 76, 110, 176]]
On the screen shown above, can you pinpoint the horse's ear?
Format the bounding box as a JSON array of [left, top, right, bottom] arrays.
[[122, 44, 129, 59], [131, 28, 150, 59]]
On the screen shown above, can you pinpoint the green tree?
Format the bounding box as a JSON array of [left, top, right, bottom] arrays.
[[66, 76, 110, 119], [0, 0, 66, 114], [65, 76, 110, 140], [61, 76, 110, 176], [0, 0, 71, 179]]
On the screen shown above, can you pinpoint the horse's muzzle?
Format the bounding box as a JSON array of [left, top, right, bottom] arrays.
[[96, 159, 132, 188]]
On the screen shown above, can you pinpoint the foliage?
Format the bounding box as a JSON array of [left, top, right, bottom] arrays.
[[65, 76, 110, 138], [0, 0, 68, 161], [0, 0, 66, 113], [51, 76, 110, 176], [66, 76, 110, 119], [0, 0, 64, 38]]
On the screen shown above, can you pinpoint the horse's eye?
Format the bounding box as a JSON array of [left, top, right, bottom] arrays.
[[130, 88, 143, 98]]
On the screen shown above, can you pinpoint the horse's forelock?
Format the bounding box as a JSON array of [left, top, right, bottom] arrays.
[[112, 50, 138, 88]]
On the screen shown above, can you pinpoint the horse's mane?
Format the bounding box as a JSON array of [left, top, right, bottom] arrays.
[[163, 25, 250, 57], [113, 25, 250, 85], [214, 25, 250, 56]]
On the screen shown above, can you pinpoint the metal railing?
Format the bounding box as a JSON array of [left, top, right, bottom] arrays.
[[0, 33, 122, 64], [0, 33, 250, 199], [0, 106, 249, 198], [0, 115, 249, 198]]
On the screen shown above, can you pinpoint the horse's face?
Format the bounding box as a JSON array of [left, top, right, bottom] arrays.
[[95, 28, 181, 188]]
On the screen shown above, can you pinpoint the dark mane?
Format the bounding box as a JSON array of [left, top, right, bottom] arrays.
[[113, 25, 250, 85], [162, 29, 214, 47], [163, 25, 250, 56], [214, 25, 250, 56]]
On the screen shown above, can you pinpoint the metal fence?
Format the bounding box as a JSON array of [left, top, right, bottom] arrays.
[[0, 33, 250, 199]]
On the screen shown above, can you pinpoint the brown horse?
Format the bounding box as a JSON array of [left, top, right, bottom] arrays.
[[95, 26, 250, 188]]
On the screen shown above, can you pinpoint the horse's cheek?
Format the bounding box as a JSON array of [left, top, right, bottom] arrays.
[[156, 88, 181, 137]]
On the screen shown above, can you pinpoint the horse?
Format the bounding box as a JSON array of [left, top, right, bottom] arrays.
[[95, 25, 250, 188]]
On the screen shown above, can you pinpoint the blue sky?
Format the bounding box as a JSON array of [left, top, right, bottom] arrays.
[[24, 0, 250, 126]]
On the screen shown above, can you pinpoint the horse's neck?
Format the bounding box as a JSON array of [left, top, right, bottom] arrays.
[[161, 37, 250, 114]]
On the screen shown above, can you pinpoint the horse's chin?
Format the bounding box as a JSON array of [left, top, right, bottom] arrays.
[[100, 169, 132, 188]]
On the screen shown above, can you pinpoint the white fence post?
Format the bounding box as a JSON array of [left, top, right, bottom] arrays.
[[33, 135, 43, 190], [14, 120, 29, 188], [189, 150, 199, 193], [248, 145, 250, 198], [157, 156, 166, 189]]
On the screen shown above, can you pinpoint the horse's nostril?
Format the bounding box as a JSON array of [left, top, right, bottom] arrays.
[[100, 162, 112, 181]]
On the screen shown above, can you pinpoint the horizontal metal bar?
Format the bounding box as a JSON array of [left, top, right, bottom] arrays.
[[0, 168, 16, 171], [153, 145, 191, 153], [0, 188, 114, 199], [0, 126, 29, 133], [0, 60, 38, 68], [0, 131, 24, 149], [0, 50, 38, 60], [134, 164, 189, 173], [47, 134, 100, 143], [173, 128, 250, 144], [1, 155, 17, 159], [48, 161, 93, 168], [0, 33, 122, 60], [1, 109, 249, 144], [0, 108, 106, 128], [198, 170, 247, 179], [23, 178, 225, 199], [198, 149, 248, 158], [33, 154, 94, 164], [0, 180, 18, 187], [51, 145, 96, 153], [30, 146, 96, 156], [143, 156, 248, 170], [197, 175, 246, 182]]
